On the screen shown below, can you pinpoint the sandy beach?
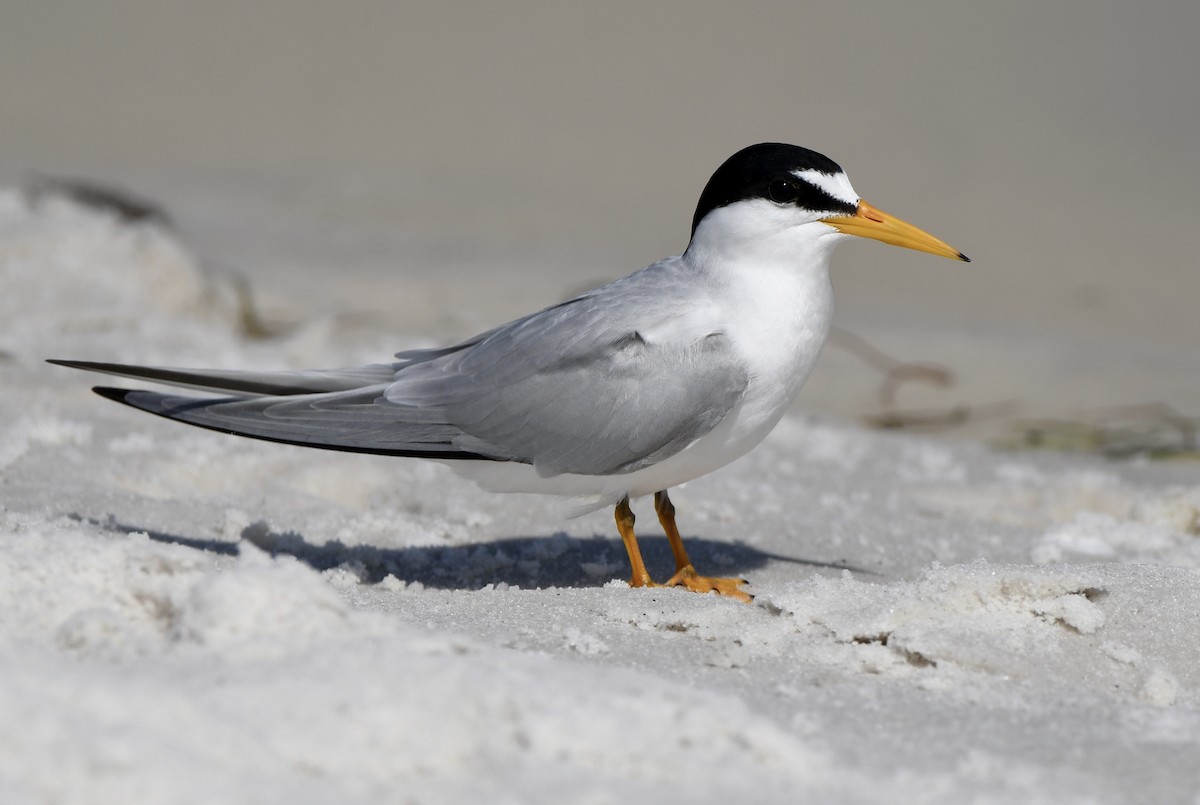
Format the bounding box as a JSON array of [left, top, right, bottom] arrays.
[[2, 3, 1199, 803]]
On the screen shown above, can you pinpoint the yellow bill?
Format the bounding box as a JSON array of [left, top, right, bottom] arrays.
[[822, 200, 969, 262]]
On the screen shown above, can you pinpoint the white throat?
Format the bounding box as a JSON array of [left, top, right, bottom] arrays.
[[680, 199, 845, 469], [684, 198, 847, 282]]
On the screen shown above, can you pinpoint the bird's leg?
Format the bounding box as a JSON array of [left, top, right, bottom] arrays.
[[614, 496, 654, 588], [653, 490, 693, 573], [654, 490, 752, 603], [615, 494, 752, 602]]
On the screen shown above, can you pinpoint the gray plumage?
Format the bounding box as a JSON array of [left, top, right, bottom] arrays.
[[58, 256, 749, 478]]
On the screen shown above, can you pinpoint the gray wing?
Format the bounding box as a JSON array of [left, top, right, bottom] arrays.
[[384, 259, 750, 476], [54, 257, 749, 475], [450, 330, 747, 477], [90, 384, 494, 460], [50, 359, 482, 458]]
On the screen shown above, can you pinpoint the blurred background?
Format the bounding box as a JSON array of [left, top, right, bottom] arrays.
[[3, 0, 1198, 443]]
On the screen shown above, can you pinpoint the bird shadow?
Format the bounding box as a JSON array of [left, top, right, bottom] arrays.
[[72, 513, 872, 591]]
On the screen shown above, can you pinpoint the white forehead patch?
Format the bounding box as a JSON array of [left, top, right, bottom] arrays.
[[791, 168, 859, 207]]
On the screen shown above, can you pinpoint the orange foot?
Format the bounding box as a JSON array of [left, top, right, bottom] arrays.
[[664, 565, 753, 603]]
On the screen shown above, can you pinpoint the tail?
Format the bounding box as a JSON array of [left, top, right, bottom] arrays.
[[50, 359, 504, 462]]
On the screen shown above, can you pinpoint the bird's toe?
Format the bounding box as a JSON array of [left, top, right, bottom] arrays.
[[664, 565, 753, 603]]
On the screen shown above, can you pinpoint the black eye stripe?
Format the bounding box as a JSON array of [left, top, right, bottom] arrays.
[[691, 143, 858, 235], [782, 178, 857, 215]]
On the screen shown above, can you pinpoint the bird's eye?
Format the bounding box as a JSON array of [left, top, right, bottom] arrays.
[[767, 180, 798, 204]]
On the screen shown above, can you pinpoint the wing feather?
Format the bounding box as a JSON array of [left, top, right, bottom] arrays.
[[62, 256, 750, 476], [384, 259, 749, 476]]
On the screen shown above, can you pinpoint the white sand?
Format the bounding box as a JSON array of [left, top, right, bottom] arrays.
[[3, 191, 1200, 804]]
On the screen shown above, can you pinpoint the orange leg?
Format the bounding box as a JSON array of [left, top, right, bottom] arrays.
[[653, 490, 753, 603], [610, 493, 751, 602], [614, 496, 653, 588], [653, 490, 693, 572]]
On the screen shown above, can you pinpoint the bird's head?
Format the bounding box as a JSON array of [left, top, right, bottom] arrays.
[[685, 143, 968, 266]]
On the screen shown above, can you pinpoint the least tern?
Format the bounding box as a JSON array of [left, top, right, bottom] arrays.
[[50, 143, 967, 602]]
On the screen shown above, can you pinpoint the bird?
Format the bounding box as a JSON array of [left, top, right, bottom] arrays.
[[49, 143, 967, 603]]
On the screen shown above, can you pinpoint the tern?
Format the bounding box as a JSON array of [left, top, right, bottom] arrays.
[[50, 143, 967, 602]]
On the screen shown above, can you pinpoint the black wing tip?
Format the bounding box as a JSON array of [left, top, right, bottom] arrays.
[[92, 386, 135, 403], [48, 358, 120, 373], [957, 252, 971, 263]]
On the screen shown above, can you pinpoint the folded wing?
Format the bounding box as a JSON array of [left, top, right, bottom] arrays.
[[54, 258, 750, 477]]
